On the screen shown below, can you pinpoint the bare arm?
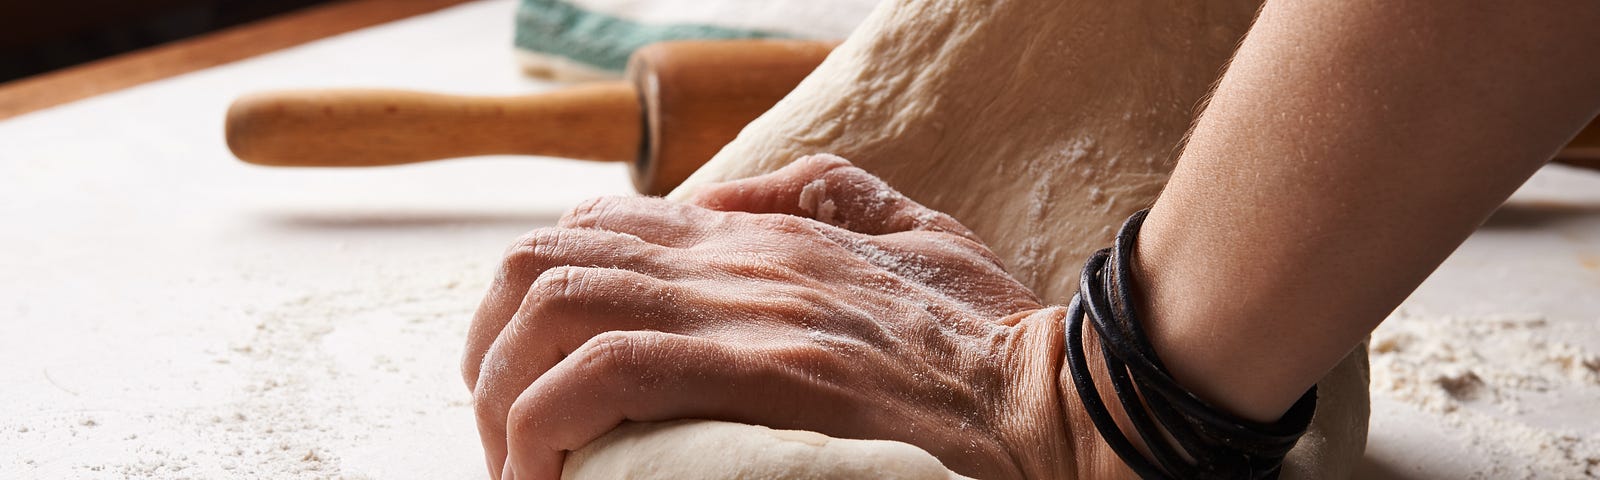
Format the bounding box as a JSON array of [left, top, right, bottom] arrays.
[[1137, 0, 1600, 421]]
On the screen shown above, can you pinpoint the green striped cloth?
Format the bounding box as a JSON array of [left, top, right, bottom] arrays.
[[514, 0, 878, 81]]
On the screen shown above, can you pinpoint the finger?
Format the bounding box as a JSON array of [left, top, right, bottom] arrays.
[[688, 154, 978, 240], [557, 196, 719, 248], [462, 228, 675, 390], [473, 261, 841, 468], [473, 266, 708, 477], [502, 331, 859, 480]]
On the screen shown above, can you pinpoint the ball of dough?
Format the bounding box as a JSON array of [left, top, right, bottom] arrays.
[[564, 420, 973, 480]]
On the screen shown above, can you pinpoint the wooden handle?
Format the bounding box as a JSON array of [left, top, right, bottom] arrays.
[[628, 40, 838, 195], [225, 82, 641, 167]]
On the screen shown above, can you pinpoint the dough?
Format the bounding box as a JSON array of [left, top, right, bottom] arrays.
[[572, 0, 1369, 477], [565, 420, 973, 480]]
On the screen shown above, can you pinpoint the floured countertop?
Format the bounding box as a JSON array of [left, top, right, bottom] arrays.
[[1359, 167, 1600, 479], [1, 1, 1598, 478]]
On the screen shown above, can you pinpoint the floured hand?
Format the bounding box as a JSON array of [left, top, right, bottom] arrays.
[[462, 155, 1100, 480]]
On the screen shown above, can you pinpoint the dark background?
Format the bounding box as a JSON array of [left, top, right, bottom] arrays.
[[0, 0, 337, 83]]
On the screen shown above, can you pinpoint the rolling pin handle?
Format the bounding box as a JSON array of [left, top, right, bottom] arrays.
[[225, 83, 642, 168]]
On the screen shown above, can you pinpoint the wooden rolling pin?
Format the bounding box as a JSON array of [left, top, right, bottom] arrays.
[[227, 39, 1600, 196], [226, 40, 835, 195]]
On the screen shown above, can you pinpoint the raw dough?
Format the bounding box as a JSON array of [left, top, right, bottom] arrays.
[[572, 0, 1369, 477], [564, 420, 973, 480]]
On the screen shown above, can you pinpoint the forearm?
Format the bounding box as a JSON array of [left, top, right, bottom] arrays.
[[1138, 0, 1600, 421]]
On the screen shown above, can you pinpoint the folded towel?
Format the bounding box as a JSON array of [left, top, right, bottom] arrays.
[[515, 0, 879, 81]]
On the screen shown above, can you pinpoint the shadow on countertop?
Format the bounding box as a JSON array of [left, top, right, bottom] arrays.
[[1354, 454, 1439, 480], [1481, 200, 1600, 230], [258, 209, 566, 231]]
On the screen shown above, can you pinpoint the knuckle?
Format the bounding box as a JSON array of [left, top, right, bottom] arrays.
[[504, 396, 547, 442], [824, 164, 880, 189], [471, 383, 499, 416], [574, 332, 648, 376], [503, 228, 564, 271], [560, 196, 609, 227], [560, 195, 634, 228], [469, 352, 510, 404], [524, 268, 673, 334], [471, 385, 513, 435], [528, 266, 587, 306]]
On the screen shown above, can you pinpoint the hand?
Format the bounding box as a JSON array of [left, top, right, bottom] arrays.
[[461, 155, 1099, 480]]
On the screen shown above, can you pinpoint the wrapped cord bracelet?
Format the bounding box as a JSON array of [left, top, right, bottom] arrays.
[[1064, 209, 1318, 479]]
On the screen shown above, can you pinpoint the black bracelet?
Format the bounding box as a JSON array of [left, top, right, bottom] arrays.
[[1064, 209, 1317, 480]]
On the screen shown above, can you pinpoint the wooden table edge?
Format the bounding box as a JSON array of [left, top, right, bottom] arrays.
[[0, 0, 475, 121]]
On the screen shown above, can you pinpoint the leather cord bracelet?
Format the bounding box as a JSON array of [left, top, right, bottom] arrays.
[[1064, 209, 1317, 479]]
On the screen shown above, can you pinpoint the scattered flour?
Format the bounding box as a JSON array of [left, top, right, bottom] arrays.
[[3, 275, 484, 479], [838, 238, 943, 288], [1370, 311, 1600, 478]]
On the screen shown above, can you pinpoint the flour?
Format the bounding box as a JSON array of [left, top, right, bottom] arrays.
[[839, 237, 942, 288], [3, 274, 485, 479], [1370, 311, 1600, 477]]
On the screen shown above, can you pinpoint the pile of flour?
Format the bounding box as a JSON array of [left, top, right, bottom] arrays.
[[1369, 310, 1600, 477]]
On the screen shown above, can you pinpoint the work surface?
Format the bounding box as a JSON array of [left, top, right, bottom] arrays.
[[3, 1, 1599, 478]]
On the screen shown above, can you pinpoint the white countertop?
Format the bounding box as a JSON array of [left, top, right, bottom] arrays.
[[2, 0, 1597, 478]]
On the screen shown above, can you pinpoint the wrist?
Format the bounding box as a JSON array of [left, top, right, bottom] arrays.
[[1052, 307, 1145, 480], [992, 307, 1135, 480], [1133, 204, 1314, 422], [983, 307, 1074, 480], [1053, 208, 1321, 479]]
